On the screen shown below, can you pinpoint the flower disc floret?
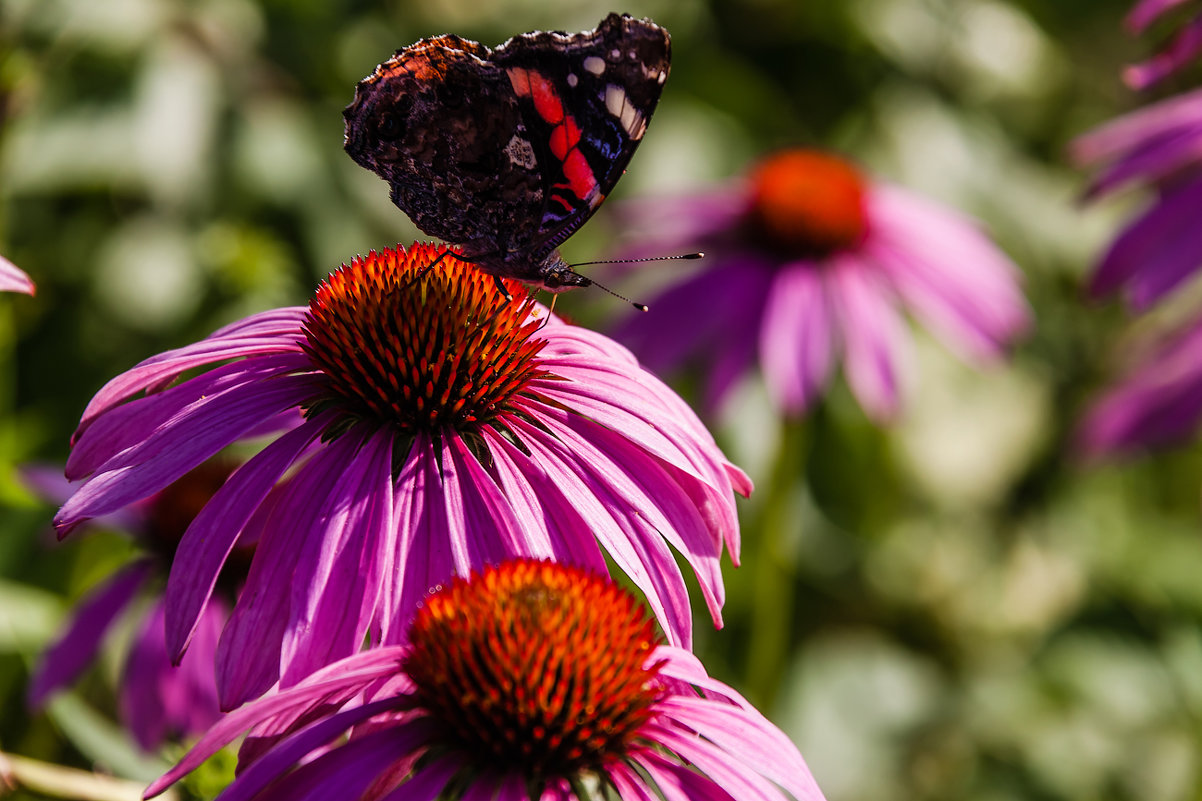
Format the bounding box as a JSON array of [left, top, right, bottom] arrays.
[[405, 559, 661, 781], [302, 247, 547, 432]]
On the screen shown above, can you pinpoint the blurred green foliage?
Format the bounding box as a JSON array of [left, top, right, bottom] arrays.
[[3, 0, 1201, 800]]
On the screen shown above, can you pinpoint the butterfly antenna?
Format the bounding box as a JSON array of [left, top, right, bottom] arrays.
[[579, 277, 649, 312], [565, 252, 703, 312], [567, 252, 704, 268]]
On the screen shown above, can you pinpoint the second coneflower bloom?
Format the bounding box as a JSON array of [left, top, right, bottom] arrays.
[[614, 149, 1031, 421], [54, 243, 749, 709], [147, 559, 825, 801]]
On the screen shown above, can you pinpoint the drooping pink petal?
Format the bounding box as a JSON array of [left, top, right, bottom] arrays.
[[613, 184, 750, 255], [607, 764, 661, 801], [866, 187, 1030, 363], [280, 430, 395, 688], [120, 598, 224, 751], [1127, 0, 1192, 32], [374, 755, 459, 801], [1082, 122, 1202, 198], [655, 696, 826, 801], [56, 369, 316, 534], [1070, 88, 1202, 168], [829, 255, 910, 421], [1076, 317, 1202, 457], [0, 254, 34, 295], [640, 727, 794, 801], [28, 560, 153, 706], [163, 414, 328, 661], [218, 718, 431, 801], [632, 750, 744, 801], [66, 356, 303, 481], [440, 434, 536, 565], [758, 262, 836, 414], [482, 426, 610, 571], [1093, 174, 1202, 307], [77, 310, 309, 437], [217, 429, 362, 709], [506, 413, 697, 647], [379, 433, 456, 646], [1124, 13, 1202, 89], [19, 464, 143, 532]]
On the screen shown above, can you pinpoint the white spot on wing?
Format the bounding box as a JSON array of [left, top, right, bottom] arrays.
[[504, 134, 537, 169], [583, 56, 605, 75], [605, 84, 626, 119], [566, 73, 578, 87], [610, 48, 621, 59]]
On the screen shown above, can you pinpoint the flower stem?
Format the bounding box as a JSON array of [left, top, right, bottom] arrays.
[[745, 416, 806, 707], [0, 751, 175, 801]]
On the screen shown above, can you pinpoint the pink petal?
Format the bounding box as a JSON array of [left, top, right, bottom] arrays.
[[0, 254, 34, 295], [866, 187, 1030, 362], [77, 309, 308, 438], [380, 433, 456, 646], [28, 561, 152, 706], [1127, 0, 1191, 31], [375, 755, 459, 801], [506, 414, 694, 647], [829, 256, 910, 421], [1070, 88, 1202, 167], [758, 263, 837, 415], [482, 426, 609, 570], [1095, 174, 1202, 307], [280, 430, 395, 687], [57, 369, 314, 534], [216, 428, 362, 709], [145, 648, 407, 797], [164, 414, 328, 662], [1124, 13, 1202, 89]]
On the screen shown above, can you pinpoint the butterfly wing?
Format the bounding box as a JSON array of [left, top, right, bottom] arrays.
[[343, 35, 547, 256], [493, 13, 671, 261]]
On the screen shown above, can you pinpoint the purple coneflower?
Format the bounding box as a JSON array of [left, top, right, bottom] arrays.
[[0, 253, 34, 295], [26, 461, 235, 751], [614, 149, 1030, 421], [1077, 315, 1202, 458], [54, 243, 748, 710], [146, 558, 825, 801], [1123, 0, 1202, 89], [1071, 88, 1202, 310]]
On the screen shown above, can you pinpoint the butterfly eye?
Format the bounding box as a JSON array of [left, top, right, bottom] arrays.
[[374, 112, 403, 142]]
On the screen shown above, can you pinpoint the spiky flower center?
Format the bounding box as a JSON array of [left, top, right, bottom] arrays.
[[301, 244, 548, 433], [404, 559, 663, 786], [747, 149, 869, 258]]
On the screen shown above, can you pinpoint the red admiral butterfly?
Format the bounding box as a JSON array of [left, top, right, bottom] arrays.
[[343, 13, 670, 294]]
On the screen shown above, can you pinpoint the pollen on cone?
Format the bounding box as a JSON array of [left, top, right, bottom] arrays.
[[403, 559, 663, 782], [301, 244, 549, 433]]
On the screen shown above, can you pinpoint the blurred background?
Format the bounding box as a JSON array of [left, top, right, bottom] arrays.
[[3, 0, 1202, 799]]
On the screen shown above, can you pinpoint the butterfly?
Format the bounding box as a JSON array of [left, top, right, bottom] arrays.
[[343, 13, 670, 294]]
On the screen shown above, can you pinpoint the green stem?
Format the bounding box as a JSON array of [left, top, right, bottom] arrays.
[[0, 752, 177, 801], [745, 415, 806, 707]]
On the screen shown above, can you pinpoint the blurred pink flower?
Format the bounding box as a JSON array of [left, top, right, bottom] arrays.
[[148, 559, 825, 801], [0, 254, 34, 295], [1071, 89, 1202, 311], [54, 243, 748, 710], [25, 462, 235, 751], [1077, 316, 1202, 458], [614, 149, 1030, 421], [1124, 0, 1202, 89]]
